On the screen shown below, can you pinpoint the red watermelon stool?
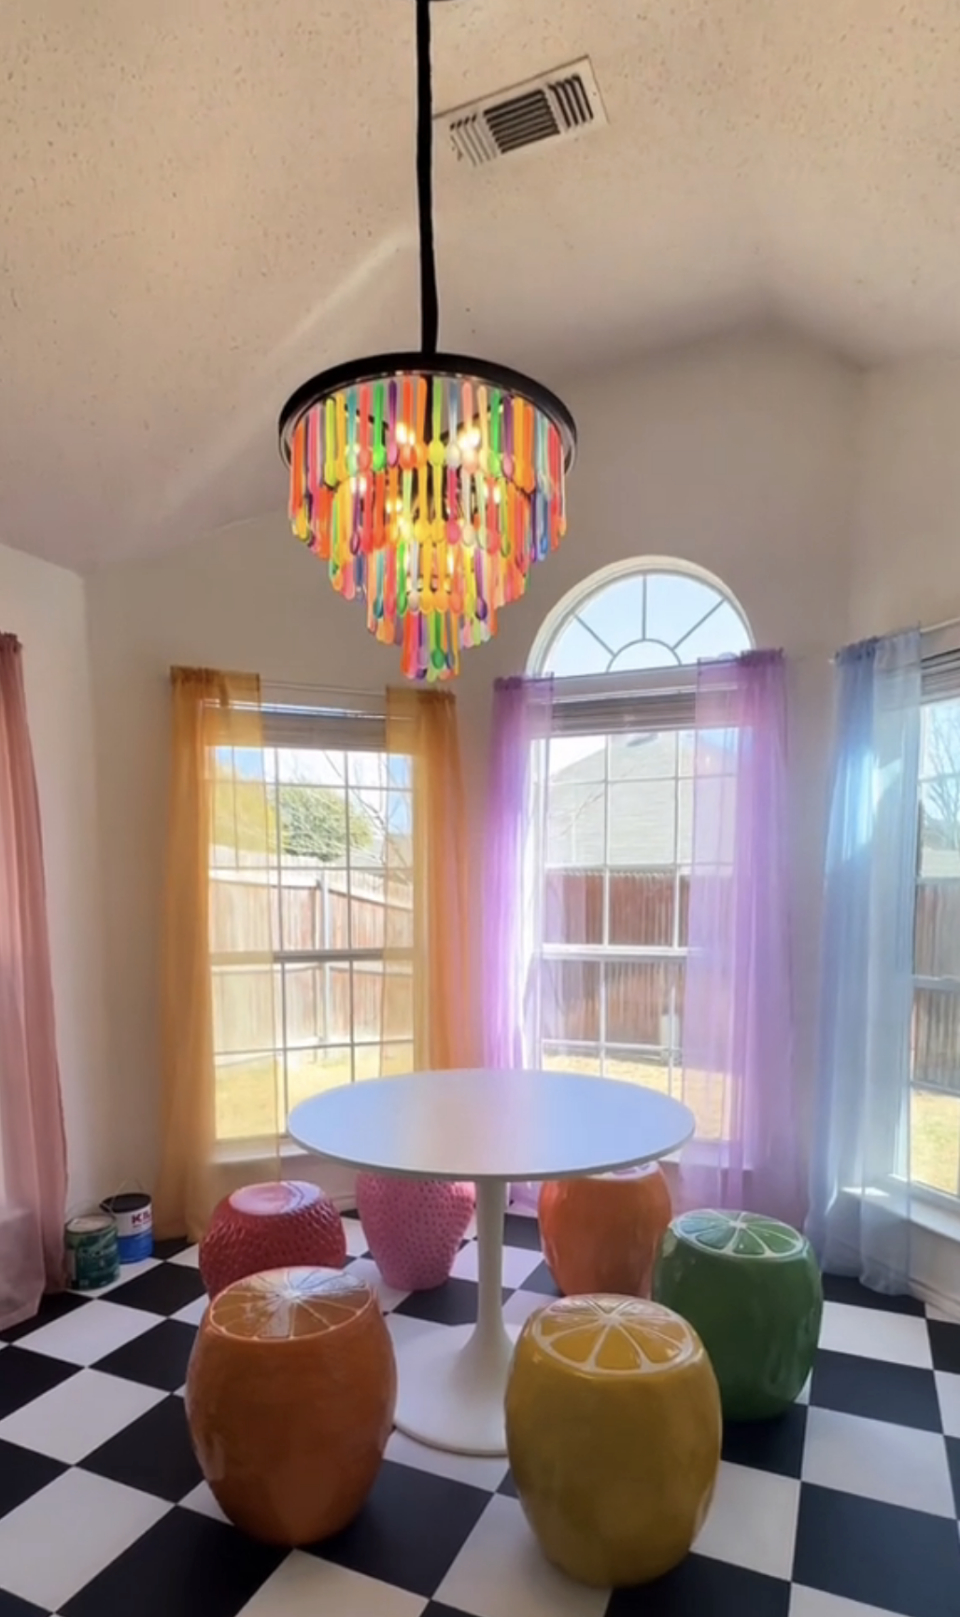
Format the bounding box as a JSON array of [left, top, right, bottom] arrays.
[[200, 1182, 347, 1300]]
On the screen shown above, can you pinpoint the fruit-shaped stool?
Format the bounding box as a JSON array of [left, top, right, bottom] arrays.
[[186, 1267, 396, 1545], [199, 1181, 346, 1299], [653, 1209, 823, 1421], [355, 1174, 475, 1291], [506, 1295, 721, 1587], [538, 1164, 672, 1297]]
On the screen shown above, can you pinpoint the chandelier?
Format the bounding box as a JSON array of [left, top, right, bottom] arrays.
[[278, 0, 577, 682]]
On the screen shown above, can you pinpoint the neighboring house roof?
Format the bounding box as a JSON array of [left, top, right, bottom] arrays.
[[548, 732, 732, 869]]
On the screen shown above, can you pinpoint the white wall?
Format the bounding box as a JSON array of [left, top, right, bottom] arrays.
[[0, 543, 109, 1209], [853, 360, 960, 637], [86, 330, 860, 1197]]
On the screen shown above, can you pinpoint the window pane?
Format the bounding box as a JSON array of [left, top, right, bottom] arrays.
[[605, 960, 683, 1047], [915, 880, 960, 978], [603, 1046, 672, 1091], [350, 959, 414, 1046], [676, 601, 751, 663], [609, 640, 681, 673], [540, 959, 600, 1043], [920, 700, 960, 856], [347, 869, 389, 950], [612, 731, 677, 782], [549, 734, 606, 783], [286, 1047, 354, 1114], [211, 869, 279, 954], [608, 779, 677, 866], [678, 1064, 730, 1142], [577, 575, 645, 652], [347, 788, 384, 862], [212, 962, 280, 1054], [910, 1087, 960, 1198], [912, 987, 960, 1093], [548, 778, 606, 866], [282, 960, 350, 1047], [541, 1043, 602, 1076], [543, 617, 612, 678], [544, 869, 603, 946], [608, 869, 675, 947], [278, 875, 323, 951], [215, 1053, 281, 1142], [646, 573, 731, 652], [347, 750, 391, 790]]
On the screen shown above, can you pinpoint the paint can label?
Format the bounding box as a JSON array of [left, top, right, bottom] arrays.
[[66, 1215, 120, 1290], [100, 1193, 154, 1264]]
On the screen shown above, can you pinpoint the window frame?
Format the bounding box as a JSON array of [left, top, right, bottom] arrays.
[[910, 633, 960, 1209], [211, 688, 413, 1148], [527, 561, 753, 1106]]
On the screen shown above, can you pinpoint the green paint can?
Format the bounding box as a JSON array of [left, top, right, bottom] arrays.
[[65, 1214, 120, 1291]]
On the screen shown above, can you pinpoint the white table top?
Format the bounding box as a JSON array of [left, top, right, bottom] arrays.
[[288, 1068, 695, 1182]]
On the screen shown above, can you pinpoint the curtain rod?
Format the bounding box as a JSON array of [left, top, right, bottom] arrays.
[[922, 611, 960, 639], [261, 679, 385, 701]]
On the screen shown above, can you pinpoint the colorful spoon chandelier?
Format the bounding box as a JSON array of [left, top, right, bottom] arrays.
[[277, 0, 577, 682]]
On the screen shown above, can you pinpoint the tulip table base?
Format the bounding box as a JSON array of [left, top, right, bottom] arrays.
[[394, 1178, 518, 1456]]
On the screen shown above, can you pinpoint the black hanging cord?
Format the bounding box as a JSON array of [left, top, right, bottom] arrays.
[[416, 0, 440, 357]]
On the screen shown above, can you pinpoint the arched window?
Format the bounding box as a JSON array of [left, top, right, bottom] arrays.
[[531, 558, 752, 679], [527, 560, 753, 1096]]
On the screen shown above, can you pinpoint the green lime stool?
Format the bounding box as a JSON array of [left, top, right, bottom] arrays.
[[653, 1210, 822, 1422]]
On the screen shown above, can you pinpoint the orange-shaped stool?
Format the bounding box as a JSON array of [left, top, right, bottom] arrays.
[[538, 1164, 672, 1297], [186, 1267, 396, 1546]]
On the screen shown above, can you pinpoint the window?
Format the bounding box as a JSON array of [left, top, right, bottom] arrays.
[[211, 699, 413, 1143], [529, 562, 752, 1116], [911, 650, 960, 1203]]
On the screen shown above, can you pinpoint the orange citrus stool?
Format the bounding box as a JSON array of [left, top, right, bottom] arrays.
[[506, 1295, 720, 1587], [538, 1164, 672, 1298], [186, 1267, 396, 1546]]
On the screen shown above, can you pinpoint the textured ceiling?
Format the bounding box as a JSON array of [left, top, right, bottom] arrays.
[[2, 0, 960, 567]]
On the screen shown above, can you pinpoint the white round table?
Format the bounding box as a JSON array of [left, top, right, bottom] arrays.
[[288, 1068, 694, 1457]]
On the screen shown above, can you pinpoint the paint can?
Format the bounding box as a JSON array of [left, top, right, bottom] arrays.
[[66, 1214, 120, 1291], [100, 1190, 154, 1263]]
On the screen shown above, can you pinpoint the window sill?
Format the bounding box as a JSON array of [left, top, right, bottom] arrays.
[[908, 1193, 960, 1243]]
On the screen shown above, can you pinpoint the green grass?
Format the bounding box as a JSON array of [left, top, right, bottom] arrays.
[[215, 1053, 960, 1200]]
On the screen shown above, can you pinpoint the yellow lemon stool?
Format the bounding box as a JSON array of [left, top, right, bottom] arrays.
[[186, 1267, 396, 1546], [505, 1295, 721, 1588]]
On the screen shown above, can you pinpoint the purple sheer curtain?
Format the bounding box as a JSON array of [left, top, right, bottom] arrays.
[[485, 677, 554, 1209], [0, 635, 68, 1329], [678, 650, 804, 1225]]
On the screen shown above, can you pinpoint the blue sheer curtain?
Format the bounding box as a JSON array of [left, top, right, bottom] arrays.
[[807, 631, 921, 1294]]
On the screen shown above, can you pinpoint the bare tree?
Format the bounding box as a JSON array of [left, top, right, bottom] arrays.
[[923, 705, 960, 855]]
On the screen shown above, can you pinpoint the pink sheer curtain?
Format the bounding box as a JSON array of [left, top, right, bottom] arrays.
[[485, 677, 557, 1209], [0, 634, 68, 1328], [677, 650, 804, 1225]]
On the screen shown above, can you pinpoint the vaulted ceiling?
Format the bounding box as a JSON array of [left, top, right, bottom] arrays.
[[3, 0, 959, 568]]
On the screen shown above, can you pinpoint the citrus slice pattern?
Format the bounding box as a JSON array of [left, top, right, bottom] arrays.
[[675, 1210, 805, 1259], [529, 1295, 697, 1376], [209, 1266, 372, 1341]]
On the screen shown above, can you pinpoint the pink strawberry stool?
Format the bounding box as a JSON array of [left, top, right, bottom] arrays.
[[199, 1181, 347, 1299], [355, 1175, 475, 1291]]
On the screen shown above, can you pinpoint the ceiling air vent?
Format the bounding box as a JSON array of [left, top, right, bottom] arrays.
[[438, 58, 606, 169]]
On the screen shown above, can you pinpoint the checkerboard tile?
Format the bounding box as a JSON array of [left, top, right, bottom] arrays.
[[0, 1211, 958, 1616]]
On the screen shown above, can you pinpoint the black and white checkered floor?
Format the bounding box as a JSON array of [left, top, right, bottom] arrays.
[[1, 1210, 959, 1617]]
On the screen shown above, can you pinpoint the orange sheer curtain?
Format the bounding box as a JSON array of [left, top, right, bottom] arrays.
[[154, 669, 279, 1242], [383, 688, 478, 1072], [0, 634, 68, 1327]]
